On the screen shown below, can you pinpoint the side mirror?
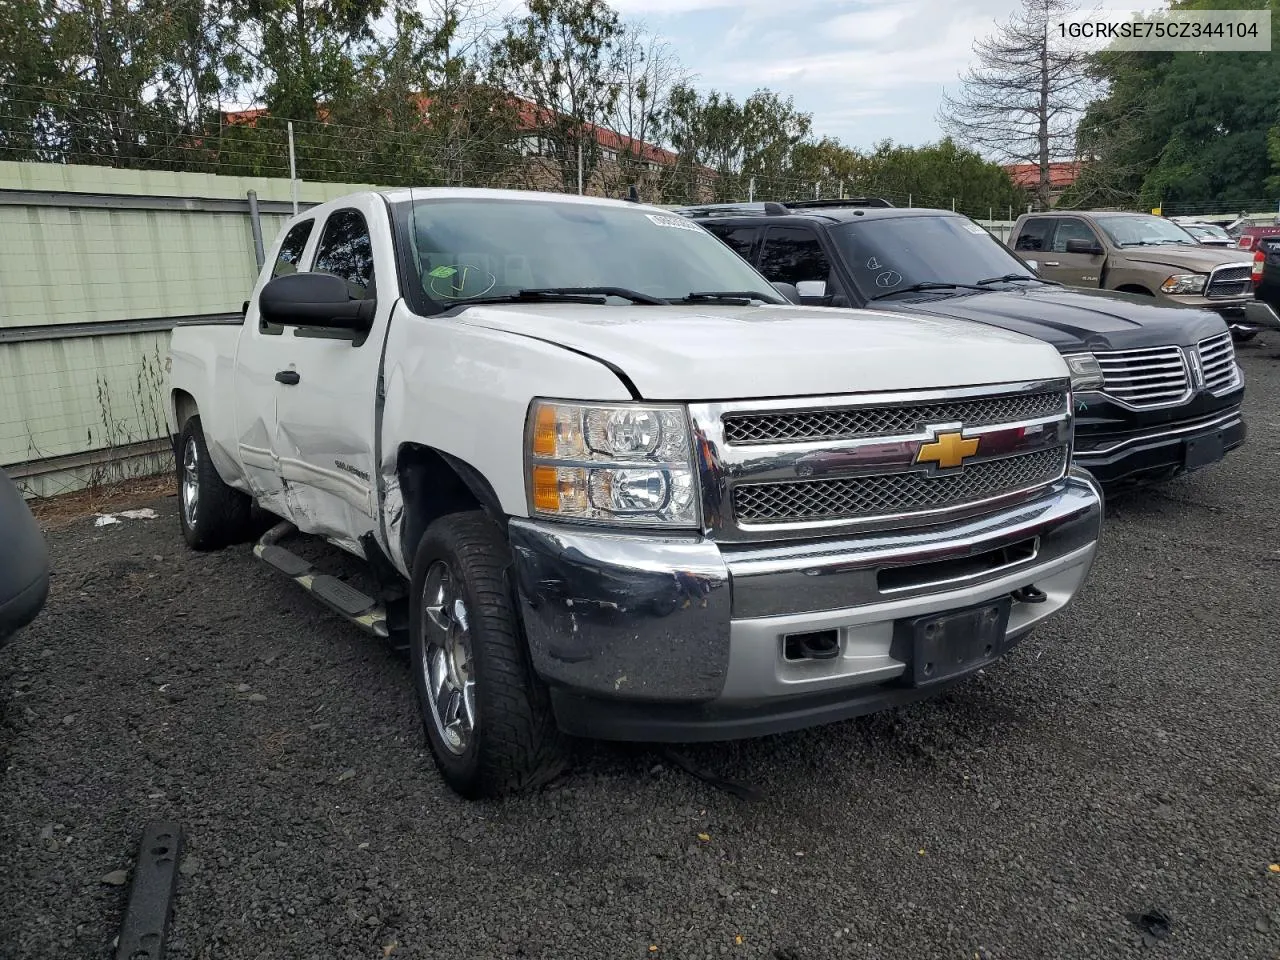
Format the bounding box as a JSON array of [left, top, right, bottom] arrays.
[[796, 280, 828, 299], [1023, 259, 1040, 273], [259, 272, 375, 330], [770, 281, 800, 304], [1065, 238, 1103, 256]]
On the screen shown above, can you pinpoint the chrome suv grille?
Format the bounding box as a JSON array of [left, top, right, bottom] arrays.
[[1206, 265, 1252, 299], [1095, 346, 1190, 408], [722, 391, 1065, 445], [733, 448, 1068, 525], [1196, 332, 1239, 392], [689, 381, 1074, 539]]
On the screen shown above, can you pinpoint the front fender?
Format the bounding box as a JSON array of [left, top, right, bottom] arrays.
[[377, 303, 633, 575]]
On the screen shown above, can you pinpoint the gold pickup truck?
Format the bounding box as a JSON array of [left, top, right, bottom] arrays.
[[1008, 210, 1280, 340]]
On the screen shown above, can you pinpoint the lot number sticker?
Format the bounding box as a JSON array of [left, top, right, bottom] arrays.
[[646, 214, 703, 232]]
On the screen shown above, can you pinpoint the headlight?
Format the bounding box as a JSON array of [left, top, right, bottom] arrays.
[[525, 400, 698, 526], [1062, 353, 1104, 392], [1160, 273, 1207, 295]]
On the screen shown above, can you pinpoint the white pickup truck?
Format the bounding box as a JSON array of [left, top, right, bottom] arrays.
[[166, 188, 1104, 798]]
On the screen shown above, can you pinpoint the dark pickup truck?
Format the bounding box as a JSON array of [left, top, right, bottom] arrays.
[[680, 199, 1247, 490], [0, 470, 49, 646]]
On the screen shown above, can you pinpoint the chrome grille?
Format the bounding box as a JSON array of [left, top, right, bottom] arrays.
[[1095, 346, 1190, 408], [1206, 265, 1252, 299], [1196, 333, 1239, 392], [722, 391, 1066, 445], [733, 449, 1068, 525]]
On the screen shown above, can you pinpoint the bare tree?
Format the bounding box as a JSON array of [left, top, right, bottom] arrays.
[[489, 0, 623, 194], [599, 25, 687, 199], [938, 0, 1094, 210]]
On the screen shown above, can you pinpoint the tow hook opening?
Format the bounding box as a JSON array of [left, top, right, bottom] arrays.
[[784, 629, 841, 661], [1011, 584, 1047, 604]]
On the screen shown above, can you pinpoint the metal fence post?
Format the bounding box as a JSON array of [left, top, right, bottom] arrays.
[[247, 191, 266, 270], [749, 176, 755, 203], [287, 122, 298, 216], [908, 193, 912, 208], [577, 141, 584, 195]]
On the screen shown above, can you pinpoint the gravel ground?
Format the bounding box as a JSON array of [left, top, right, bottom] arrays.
[[3, 346, 1280, 960]]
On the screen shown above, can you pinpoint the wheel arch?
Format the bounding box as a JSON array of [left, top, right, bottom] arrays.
[[1115, 283, 1154, 296], [394, 443, 506, 572]]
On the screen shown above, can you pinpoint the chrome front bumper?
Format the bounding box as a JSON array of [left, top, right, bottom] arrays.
[[507, 470, 1103, 740]]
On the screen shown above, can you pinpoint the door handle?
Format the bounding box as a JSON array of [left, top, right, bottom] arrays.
[[1043, 261, 1060, 266], [275, 370, 301, 385]]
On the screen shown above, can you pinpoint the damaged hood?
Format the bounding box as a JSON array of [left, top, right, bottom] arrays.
[[449, 302, 1067, 400]]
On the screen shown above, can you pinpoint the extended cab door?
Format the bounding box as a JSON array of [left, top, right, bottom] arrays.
[[270, 199, 395, 552], [1040, 217, 1106, 288]]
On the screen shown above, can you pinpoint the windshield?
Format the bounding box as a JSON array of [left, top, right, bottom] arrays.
[[393, 196, 783, 309], [828, 215, 1034, 299], [1183, 223, 1231, 242], [1092, 214, 1199, 247]]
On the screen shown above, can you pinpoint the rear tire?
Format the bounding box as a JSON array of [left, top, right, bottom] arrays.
[[176, 416, 255, 551], [409, 510, 568, 799]]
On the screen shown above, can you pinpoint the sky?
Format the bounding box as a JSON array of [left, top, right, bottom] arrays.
[[596, 0, 1160, 150]]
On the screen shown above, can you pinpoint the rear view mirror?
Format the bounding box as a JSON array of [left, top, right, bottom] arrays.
[[1065, 238, 1103, 256], [259, 272, 376, 330], [796, 280, 828, 299], [770, 281, 800, 304]]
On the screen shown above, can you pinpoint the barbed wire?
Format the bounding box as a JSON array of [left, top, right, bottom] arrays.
[[5, 87, 1276, 220]]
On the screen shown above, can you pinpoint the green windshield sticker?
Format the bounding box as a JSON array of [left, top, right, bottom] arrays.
[[426, 264, 497, 300]]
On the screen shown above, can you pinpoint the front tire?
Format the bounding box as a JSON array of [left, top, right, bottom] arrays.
[[410, 511, 568, 799], [176, 416, 255, 551]]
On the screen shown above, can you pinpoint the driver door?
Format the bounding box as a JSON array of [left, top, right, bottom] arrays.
[[269, 199, 397, 553], [1041, 217, 1104, 288]]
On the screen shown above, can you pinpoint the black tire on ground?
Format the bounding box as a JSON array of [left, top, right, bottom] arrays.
[[176, 415, 256, 551], [410, 510, 568, 799]]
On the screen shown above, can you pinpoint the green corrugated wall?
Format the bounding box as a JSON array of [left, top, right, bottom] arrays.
[[0, 161, 377, 496]]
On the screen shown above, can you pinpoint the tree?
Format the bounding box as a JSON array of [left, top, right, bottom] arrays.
[[1064, 0, 1279, 212], [939, 0, 1093, 210], [1269, 124, 1280, 195], [599, 25, 687, 199], [857, 139, 1026, 217], [489, 0, 623, 194], [662, 86, 814, 202]]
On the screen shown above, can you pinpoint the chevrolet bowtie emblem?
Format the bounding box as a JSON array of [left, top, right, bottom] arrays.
[[916, 430, 980, 470]]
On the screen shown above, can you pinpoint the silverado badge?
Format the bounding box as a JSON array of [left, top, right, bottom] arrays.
[[916, 430, 979, 470]]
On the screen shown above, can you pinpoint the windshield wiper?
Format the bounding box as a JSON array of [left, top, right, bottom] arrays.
[[518, 286, 669, 304], [451, 287, 669, 306], [976, 273, 1063, 287], [867, 281, 988, 301], [675, 291, 777, 304]]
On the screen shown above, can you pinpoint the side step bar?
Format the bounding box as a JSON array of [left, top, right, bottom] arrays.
[[253, 521, 390, 640]]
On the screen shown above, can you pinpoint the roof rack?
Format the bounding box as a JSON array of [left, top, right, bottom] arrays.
[[784, 197, 895, 209], [674, 197, 895, 220]]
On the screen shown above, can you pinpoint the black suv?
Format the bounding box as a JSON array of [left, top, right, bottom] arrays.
[[679, 199, 1246, 489], [0, 469, 49, 647]]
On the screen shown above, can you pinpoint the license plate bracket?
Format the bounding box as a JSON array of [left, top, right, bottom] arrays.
[[1184, 430, 1225, 471], [891, 598, 1012, 687]]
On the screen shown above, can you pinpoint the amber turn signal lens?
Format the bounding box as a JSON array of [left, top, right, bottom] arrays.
[[532, 465, 560, 512], [532, 403, 558, 457]]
